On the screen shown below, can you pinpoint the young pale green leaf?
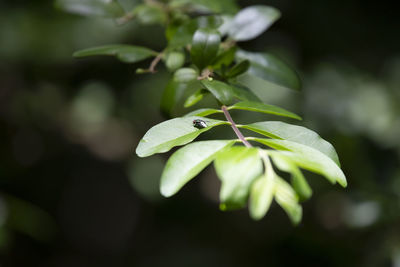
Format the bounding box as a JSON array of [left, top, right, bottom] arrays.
[[241, 121, 340, 166], [270, 153, 312, 201], [201, 80, 236, 105], [73, 45, 157, 63], [191, 28, 221, 69], [225, 60, 250, 78], [249, 173, 275, 220], [274, 176, 302, 225], [252, 138, 347, 187], [229, 101, 302, 120], [160, 140, 235, 197], [174, 68, 199, 83], [184, 89, 209, 108], [183, 108, 222, 117], [236, 50, 301, 91], [215, 146, 263, 210], [165, 51, 185, 71], [228, 5, 280, 41], [55, 0, 125, 18], [136, 116, 228, 157]]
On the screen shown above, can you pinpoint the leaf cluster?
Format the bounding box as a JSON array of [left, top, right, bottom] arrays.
[[58, 0, 347, 224]]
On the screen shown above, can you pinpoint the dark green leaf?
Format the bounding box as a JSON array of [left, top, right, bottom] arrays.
[[73, 45, 157, 63], [211, 46, 237, 69], [174, 68, 199, 83], [228, 5, 280, 41], [184, 89, 209, 107], [201, 79, 236, 105], [252, 138, 347, 187], [241, 121, 340, 165], [215, 146, 263, 210], [225, 60, 250, 78], [135, 116, 228, 157], [55, 0, 125, 18], [183, 108, 222, 117], [160, 140, 235, 197], [160, 79, 188, 117], [191, 28, 221, 69], [229, 101, 302, 120], [231, 85, 262, 102], [236, 50, 301, 90]]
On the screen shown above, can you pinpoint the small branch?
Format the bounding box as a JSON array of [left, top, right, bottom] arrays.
[[148, 52, 164, 73], [197, 69, 213, 80], [221, 105, 252, 148]]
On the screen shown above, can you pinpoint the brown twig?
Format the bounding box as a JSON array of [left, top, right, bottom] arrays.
[[221, 105, 252, 147]]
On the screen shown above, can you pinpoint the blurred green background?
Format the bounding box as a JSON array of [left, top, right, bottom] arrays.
[[1, 0, 400, 266]]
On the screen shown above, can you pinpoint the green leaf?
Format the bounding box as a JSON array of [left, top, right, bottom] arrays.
[[249, 173, 275, 220], [133, 4, 166, 25], [183, 108, 222, 117], [170, 0, 239, 14], [160, 79, 188, 117], [135, 116, 228, 157], [228, 5, 280, 41], [55, 0, 125, 18], [236, 50, 301, 90], [200, 80, 235, 105], [211, 46, 237, 69], [160, 140, 235, 197], [191, 28, 221, 69], [241, 121, 340, 166], [229, 101, 302, 120], [230, 85, 262, 103], [184, 89, 209, 108], [165, 51, 185, 71], [225, 60, 250, 78], [73, 45, 157, 63], [274, 176, 302, 225], [252, 138, 347, 187], [174, 68, 199, 83], [270, 153, 312, 201], [214, 146, 263, 209]]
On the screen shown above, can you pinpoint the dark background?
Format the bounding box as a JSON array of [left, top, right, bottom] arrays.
[[1, 0, 400, 266]]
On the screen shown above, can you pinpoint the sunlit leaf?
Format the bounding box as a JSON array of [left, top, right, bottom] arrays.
[[229, 101, 302, 120], [274, 176, 302, 224], [236, 50, 301, 90], [183, 108, 222, 117], [55, 0, 125, 18], [252, 138, 347, 187], [241, 121, 340, 166], [136, 116, 228, 157], [191, 28, 221, 69], [73, 45, 157, 63], [249, 173, 275, 220], [228, 5, 280, 41], [160, 140, 235, 197], [270, 153, 312, 201], [215, 146, 263, 209]]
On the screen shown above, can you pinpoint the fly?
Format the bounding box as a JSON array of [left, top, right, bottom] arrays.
[[193, 119, 207, 129]]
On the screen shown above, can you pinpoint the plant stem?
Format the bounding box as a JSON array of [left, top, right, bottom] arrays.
[[221, 105, 252, 148]]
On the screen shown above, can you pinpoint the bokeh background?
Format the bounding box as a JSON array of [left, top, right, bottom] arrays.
[[1, 0, 400, 266]]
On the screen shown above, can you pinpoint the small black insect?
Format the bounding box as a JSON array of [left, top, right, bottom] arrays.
[[193, 119, 207, 129]]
